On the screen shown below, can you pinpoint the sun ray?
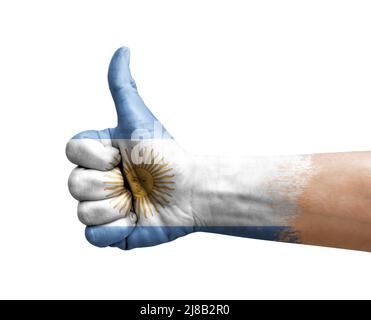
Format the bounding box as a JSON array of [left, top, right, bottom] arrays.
[[106, 186, 122, 191], [149, 193, 165, 208], [103, 167, 133, 216], [152, 189, 170, 203], [152, 187, 173, 198], [105, 176, 123, 180], [152, 168, 173, 178], [103, 179, 123, 183], [104, 173, 123, 178], [154, 181, 175, 185], [104, 181, 124, 187], [143, 156, 158, 171], [104, 186, 123, 191], [106, 190, 124, 198], [147, 194, 159, 213], [136, 197, 142, 217], [141, 197, 151, 217], [142, 149, 155, 169], [154, 175, 175, 181], [113, 193, 131, 210], [150, 164, 169, 176], [140, 197, 148, 218]]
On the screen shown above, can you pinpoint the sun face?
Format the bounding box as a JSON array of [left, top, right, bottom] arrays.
[[123, 148, 175, 220], [103, 167, 132, 217]]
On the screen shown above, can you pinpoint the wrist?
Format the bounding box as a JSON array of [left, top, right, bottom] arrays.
[[188, 153, 312, 230]]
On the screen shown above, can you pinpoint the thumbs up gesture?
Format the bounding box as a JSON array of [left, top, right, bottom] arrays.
[[66, 47, 196, 250], [67, 47, 371, 254]]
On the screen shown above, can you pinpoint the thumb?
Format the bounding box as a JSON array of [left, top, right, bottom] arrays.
[[108, 47, 136, 93], [108, 47, 160, 137]]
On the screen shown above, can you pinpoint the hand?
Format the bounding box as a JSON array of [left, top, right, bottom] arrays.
[[66, 47, 371, 254], [66, 47, 196, 250]]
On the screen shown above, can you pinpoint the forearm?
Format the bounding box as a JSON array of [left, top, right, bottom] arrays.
[[191, 151, 371, 251]]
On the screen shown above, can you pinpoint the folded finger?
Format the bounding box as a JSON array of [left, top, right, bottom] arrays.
[[68, 167, 126, 201], [66, 129, 121, 171], [78, 191, 132, 226], [85, 216, 137, 248]]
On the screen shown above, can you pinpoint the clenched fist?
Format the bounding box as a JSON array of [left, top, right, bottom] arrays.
[[66, 47, 197, 250]]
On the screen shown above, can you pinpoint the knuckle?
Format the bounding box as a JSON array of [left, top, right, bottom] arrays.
[[77, 202, 90, 225], [68, 168, 84, 199], [65, 140, 79, 164]]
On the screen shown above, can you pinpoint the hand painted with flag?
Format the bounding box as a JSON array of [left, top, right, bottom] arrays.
[[67, 47, 371, 252], [66, 47, 196, 250]]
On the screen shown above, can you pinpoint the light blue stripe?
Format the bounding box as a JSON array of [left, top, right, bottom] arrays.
[[85, 226, 297, 250], [72, 127, 172, 140]]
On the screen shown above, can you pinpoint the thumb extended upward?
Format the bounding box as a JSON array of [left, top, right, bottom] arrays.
[[108, 47, 167, 138]]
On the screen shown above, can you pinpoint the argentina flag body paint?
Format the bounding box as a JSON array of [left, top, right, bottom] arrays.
[[68, 47, 310, 250]]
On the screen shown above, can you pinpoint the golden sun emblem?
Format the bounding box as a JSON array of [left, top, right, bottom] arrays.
[[103, 167, 132, 217], [123, 148, 175, 219]]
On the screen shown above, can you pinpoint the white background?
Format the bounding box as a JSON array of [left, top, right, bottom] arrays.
[[0, 0, 371, 299]]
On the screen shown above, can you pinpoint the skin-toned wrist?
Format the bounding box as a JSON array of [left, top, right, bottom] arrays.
[[289, 151, 371, 251]]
